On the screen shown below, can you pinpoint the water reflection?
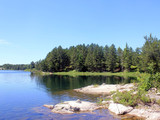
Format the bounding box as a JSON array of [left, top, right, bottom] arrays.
[[0, 71, 141, 120], [31, 73, 136, 93]]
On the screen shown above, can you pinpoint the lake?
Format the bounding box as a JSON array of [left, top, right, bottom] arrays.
[[0, 70, 137, 120]]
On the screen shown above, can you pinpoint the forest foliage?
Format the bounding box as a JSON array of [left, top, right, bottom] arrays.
[[34, 34, 160, 73], [3, 34, 160, 73]]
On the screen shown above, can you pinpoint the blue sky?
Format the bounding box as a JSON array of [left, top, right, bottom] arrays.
[[0, 0, 160, 65]]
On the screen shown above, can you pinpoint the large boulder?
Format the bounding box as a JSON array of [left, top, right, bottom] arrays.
[[108, 103, 133, 115], [44, 100, 99, 114]]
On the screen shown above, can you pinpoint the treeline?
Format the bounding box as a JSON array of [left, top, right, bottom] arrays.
[[2, 64, 30, 70], [32, 34, 160, 73]]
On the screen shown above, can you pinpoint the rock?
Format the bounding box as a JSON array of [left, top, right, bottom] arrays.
[[157, 92, 160, 96], [149, 88, 157, 93], [76, 99, 81, 103], [102, 83, 106, 85], [73, 107, 80, 112], [102, 101, 108, 104], [128, 109, 160, 120], [43, 104, 54, 109], [102, 100, 113, 104], [108, 103, 133, 115], [44, 100, 99, 114], [147, 113, 160, 120], [74, 83, 135, 95]]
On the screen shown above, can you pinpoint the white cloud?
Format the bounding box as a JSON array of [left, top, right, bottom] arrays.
[[0, 39, 10, 45]]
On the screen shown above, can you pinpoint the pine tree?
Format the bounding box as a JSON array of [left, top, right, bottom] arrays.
[[107, 44, 117, 72], [117, 47, 123, 71], [123, 44, 132, 71]]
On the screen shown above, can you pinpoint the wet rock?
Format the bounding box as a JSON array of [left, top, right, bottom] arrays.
[[108, 103, 133, 115]]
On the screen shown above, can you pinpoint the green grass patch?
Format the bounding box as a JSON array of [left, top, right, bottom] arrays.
[[53, 71, 146, 77]]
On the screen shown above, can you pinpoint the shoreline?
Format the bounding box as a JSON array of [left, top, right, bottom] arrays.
[[25, 69, 148, 78], [44, 83, 160, 120], [74, 83, 160, 120]]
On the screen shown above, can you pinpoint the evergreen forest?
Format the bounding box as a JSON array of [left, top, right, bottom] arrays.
[[3, 34, 160, 73]]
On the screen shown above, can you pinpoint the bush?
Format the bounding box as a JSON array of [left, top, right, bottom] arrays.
[[137, 73, 160, 91], [113, 90, 151, 107], [156, 99, 160, 105], [137, 74, 151, 91], [150, 73, 160, 89], [113, 91, 138, 107], [140, 94, 151, 104]]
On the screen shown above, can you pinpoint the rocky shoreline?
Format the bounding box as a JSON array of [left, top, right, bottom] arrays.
[[44, 83, 160, 120]]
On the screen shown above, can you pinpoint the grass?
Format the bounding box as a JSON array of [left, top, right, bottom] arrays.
[[53, 71, 146, 77], [25, 69, 149, 78]]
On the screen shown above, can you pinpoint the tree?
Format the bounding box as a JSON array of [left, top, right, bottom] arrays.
[[104, 45, 109, 71], [69, 45, 87, 71], [33, 35, 160, 73], [123, 44, 132, 71], [85, 44, 104, 72], [106, 44, 117, 72], [30, 61, 35, 69], [117, 47, 123, 71], [141, 34, 160, 73]]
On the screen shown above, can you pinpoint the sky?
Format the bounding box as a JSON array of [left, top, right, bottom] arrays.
[[0, 0, 160, 65]]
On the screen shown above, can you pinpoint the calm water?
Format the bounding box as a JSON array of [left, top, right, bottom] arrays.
[[0, 70, 137, 120]]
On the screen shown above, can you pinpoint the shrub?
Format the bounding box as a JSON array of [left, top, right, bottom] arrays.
[[112, 91, 138, 107], [113, 90, 151, 107], [140, 94, 151, 104], [156, 99, 160, 105], [150, 73, 160, 89], [137, 74, 151, 91]]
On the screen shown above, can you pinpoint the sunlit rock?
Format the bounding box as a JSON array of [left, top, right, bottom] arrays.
[[44, 100, 99, 114], [108, 103, 133, 115]]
